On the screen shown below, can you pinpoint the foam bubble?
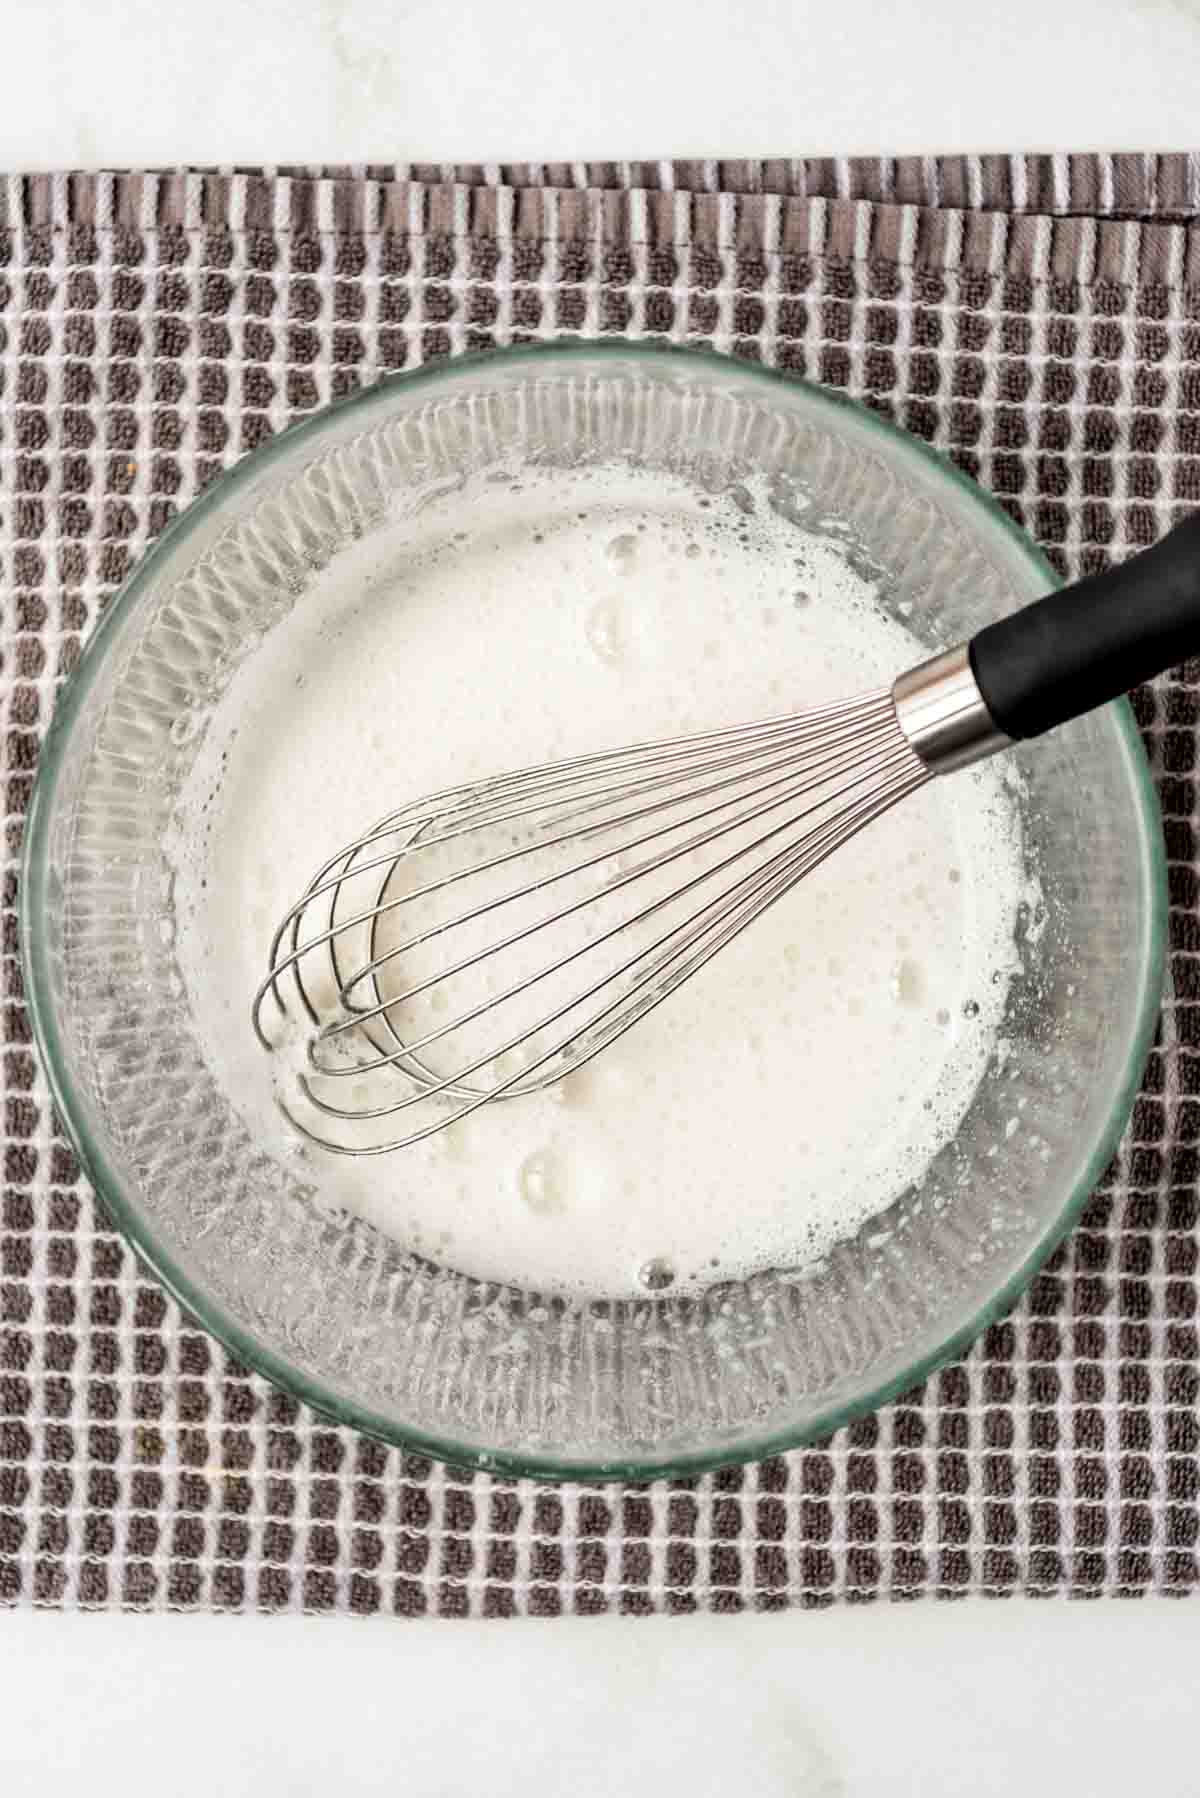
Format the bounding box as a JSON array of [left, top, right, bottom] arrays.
[[517, 1146, 569, 1216]]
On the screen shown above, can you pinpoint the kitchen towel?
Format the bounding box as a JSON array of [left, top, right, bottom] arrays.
[[1, 153, 1197, 1614]]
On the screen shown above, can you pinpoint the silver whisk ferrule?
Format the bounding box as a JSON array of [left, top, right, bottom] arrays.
[[892, 645, 1011, 774]]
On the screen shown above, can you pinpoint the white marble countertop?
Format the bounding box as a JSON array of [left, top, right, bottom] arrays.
[[7, 0, 1200, 170], [4, 1, 1200, 1789], [5, 1600, 1200, 1794]]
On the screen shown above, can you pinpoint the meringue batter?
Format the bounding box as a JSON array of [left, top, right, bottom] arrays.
[[168, 464, 1027, 1298]]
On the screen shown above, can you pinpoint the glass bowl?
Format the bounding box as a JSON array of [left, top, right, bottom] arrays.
[[21, 344, 1165, 1479]]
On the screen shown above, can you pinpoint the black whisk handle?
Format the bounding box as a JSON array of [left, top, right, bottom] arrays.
[[968, 511, 1200, 741]]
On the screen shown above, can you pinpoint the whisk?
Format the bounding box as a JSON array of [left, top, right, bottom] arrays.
[[253, 515, 1200, 1154]]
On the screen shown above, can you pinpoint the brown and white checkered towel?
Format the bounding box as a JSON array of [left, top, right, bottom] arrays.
[[1, 153, 1197, 1615]]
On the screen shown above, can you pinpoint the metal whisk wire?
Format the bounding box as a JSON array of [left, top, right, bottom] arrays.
[[252, 688, 931, 1155]]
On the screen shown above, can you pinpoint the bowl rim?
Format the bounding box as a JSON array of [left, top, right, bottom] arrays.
[[20, 339, 1167, 1482]]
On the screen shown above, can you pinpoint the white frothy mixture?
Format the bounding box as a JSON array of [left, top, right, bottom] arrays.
[[169, 465, 1027, 1298]]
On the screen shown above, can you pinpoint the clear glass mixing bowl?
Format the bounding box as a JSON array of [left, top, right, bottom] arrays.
[[22, 344, 1165, 1479]]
